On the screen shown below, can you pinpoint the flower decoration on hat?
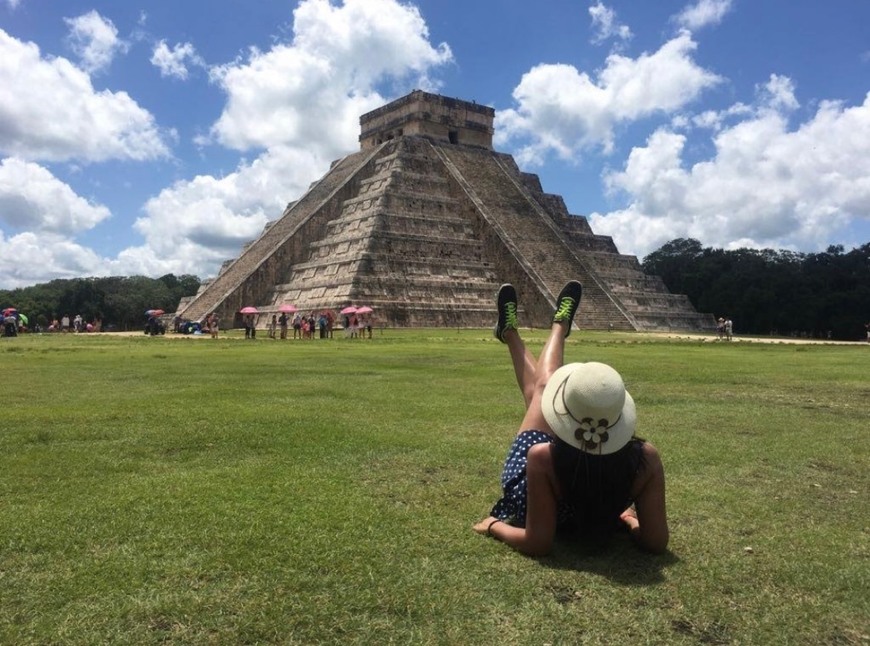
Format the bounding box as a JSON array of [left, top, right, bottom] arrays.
[[575, 417, 611, 451], [542, 362, 637, 455]]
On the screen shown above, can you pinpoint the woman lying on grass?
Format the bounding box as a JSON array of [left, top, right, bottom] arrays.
[[473, 281, 668, 556]]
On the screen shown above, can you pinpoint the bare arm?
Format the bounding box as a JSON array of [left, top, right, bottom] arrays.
[[622, 442, 669, 553], [472, 443, 558, 556], [474, 442, 668, 556]]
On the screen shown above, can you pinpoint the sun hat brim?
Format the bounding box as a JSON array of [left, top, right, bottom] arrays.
[[541, 362, 636, 455]]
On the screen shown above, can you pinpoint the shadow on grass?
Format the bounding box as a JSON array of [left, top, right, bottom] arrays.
[[540, 532, 679, 586]]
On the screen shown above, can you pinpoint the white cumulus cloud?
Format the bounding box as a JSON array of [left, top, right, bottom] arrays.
[[495, 31, 721, 164], [589, 2, 632, 45], [0, 29, 170, 163], [0, 157, 111, 234], [590, 90, 870, 258], [132, 146, 314, 267], [674, 0, 733, 31], [151, 40, 205, 80], [207, 0, 452, 153], [64, 10, 128, 74], [0, 231, 110, 288]]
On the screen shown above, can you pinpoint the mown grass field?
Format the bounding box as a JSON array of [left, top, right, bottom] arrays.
[[1, 329, 867, 645]]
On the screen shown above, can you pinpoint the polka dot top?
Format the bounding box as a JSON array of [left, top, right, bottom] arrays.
[[489, 430, 573, 528]]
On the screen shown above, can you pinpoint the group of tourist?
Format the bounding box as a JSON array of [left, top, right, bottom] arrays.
[[233, 310, 376, 340], [257, 310, 373, 340], [257, 312, 321, 339], [1, 311, 107, 336], [170, 309, 376, 339], [48, 314, 101, 333], [286, 312, 333, 340]]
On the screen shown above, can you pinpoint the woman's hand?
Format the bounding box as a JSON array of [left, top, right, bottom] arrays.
[[619, 506, 639, 531], [473, 516, 501, 536]]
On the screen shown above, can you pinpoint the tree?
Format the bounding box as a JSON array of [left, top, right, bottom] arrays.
[[642, 239, 870, 340], [0, 274, 201, 331], [642, 238, 704, 297]]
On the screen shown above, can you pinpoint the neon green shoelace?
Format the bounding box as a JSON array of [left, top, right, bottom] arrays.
[[504, 302, 518, 329], [554, 297, 575, 321]]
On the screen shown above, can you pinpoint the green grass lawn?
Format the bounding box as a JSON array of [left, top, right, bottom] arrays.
[[1, 330, 868, 645]]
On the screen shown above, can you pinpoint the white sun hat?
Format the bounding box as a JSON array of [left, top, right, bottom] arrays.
[[541, 362, 636, 455]]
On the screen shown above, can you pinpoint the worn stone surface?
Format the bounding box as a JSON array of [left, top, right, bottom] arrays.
[[175, 91, 714, 331]]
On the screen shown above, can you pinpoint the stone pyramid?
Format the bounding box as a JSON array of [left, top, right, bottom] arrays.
[[175, 90, 713, 332]]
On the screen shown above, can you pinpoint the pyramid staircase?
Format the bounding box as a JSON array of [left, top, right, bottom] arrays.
[[175, 146, 381, 325]]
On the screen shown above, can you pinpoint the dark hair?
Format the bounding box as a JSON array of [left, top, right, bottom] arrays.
[[552, 435, 646, 532]]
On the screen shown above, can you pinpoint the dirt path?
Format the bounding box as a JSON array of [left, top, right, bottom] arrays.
[[652, 332, 867, 346]]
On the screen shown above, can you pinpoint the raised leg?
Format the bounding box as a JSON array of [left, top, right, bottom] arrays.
[[504, 329, 538, 408], [516, 281, 583, 435], [494, 284, 538, 407]]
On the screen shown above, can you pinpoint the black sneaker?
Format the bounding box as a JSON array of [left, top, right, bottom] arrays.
[[493, 284, 518, 343], [553, 280, 582, 337]]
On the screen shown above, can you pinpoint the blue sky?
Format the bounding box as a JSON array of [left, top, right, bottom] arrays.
[[1, 0, 868, 289]]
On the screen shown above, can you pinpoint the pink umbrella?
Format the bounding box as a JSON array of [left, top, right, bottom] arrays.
[[340, 306, 357, 315], [279, 304, 298, 313], [356, 306, 373, 314], [239, 306, 259, 314]]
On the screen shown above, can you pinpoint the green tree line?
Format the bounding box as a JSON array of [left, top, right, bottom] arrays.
[[642, 239, 870, 341], [0, 274, 201, 331]]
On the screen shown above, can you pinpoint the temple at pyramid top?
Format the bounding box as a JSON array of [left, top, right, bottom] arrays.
[[359, 90, 495, 150]]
